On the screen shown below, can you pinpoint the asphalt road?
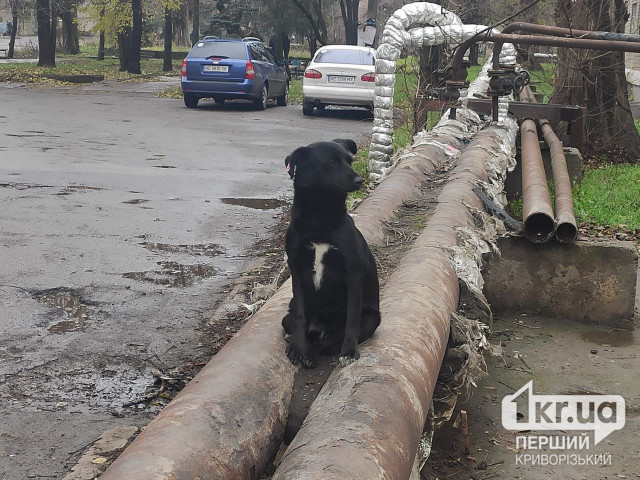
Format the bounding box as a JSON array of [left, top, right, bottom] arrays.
[[0, 82, 373, 479]]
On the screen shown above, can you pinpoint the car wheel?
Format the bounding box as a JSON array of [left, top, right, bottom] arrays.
[[184, 94, 198, 109], [254, 85, 268, 110], [214, 97, 225, 104], [317, 104, 326, 110], [277, 83, 289, 106], [302, 102, 314, 116]]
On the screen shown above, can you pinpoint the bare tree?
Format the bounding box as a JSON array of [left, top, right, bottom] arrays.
[[163, 6, 173, 71], [36, 0, 56, 67], [60, 0, 80, 55], [553, 0, 640, 161], [338, 0, 358, 45], [192, 0, 199, 44], [6, 0, 21, 59]]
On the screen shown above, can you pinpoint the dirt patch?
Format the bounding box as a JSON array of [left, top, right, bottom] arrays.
[[221, 197, 289, 210], [122, 261, 218, 287]]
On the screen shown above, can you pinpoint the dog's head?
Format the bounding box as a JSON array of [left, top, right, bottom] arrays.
[[284, 139, 364, 193]]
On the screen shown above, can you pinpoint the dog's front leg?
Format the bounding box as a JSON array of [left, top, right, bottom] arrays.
[[286, 275, 314, 368], [339, 281, 363, 367]]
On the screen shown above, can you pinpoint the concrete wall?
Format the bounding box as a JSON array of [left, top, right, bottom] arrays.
[[484, 237, 638, 328]]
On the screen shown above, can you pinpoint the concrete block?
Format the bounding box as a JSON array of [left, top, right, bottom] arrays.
[[506, 143, 582, 199], [484, 237, 638, 327]]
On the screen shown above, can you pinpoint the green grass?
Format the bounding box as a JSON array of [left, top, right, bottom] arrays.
[[573, 164, 640, 230], [347, 148, 371, 206], [528, 62, 555, 102], [0, 54, 182, 85], [289, 77, 302, 104]]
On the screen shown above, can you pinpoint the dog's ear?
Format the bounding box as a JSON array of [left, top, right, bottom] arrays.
[[285, 146, 309, 179], [332, 138, 357, 155]]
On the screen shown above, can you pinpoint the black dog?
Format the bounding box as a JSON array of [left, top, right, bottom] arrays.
[[282, 139, 380, 368]]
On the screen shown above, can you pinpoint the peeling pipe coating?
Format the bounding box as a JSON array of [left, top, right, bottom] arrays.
[[520, 119, 555, 243]]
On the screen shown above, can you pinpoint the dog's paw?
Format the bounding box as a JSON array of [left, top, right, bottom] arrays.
[[285, 343, 300, 365], [338, 350, 360, 367], [301, 357, 316, 369], [283, 332, 292, 343]]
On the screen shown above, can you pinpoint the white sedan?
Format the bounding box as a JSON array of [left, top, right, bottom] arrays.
[[302, 45, 376, 116]]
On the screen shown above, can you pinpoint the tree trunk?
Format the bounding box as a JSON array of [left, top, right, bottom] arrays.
[[163, 7, 173, 72], [97, 5, 105, 61], [97, 30, 105, 60], [8, 3, 18, 59], [293, 0, 328, 46], [36, 0, 56, 67], [192, 0, 199, 46], [553, 0, 640, 161], [118, 31, 128, 71], [338, 0, 358, 45], [128, 0, 142, 74], [60, 4, 80, 55]]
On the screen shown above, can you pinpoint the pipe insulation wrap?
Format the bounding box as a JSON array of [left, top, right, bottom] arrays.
[[370, 2, 518, 176]]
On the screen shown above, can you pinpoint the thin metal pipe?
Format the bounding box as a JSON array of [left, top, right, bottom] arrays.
[[501, 22, 640, 43], [520, 118, 555, 242], [522, 86, 578, 243], [451, 23, 640, 76]]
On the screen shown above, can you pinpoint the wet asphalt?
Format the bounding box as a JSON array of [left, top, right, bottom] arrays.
[[0, 81, 373, 479]]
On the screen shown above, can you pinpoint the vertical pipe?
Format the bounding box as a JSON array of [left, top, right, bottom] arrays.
[[520, 119, 555, 242], [521, 85, 578, 243], [539, 119, 578, 242]]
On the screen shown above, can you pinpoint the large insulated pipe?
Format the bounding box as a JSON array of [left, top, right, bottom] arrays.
[[100, 128, 468, 479], [272, 127, 510, 480], [521, 86, 578, 243], [520, 119, 555, 242]]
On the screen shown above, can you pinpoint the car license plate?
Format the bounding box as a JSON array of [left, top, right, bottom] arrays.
[[328, 75, 355, 84], [204, 65, 228, 73]]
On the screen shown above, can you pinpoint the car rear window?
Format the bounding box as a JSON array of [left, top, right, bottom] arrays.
[[190, 42, 247, 59], [313, 49, 374, 65]]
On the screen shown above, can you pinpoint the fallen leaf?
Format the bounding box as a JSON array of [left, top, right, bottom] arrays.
[[92, 457, 108, 464]]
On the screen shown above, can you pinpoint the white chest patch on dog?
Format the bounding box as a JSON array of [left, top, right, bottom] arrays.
[[310, 242, 332, 290]]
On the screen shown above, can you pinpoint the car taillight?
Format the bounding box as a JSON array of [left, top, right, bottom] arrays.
[[181, 59, 187, 77], [245, 61, 255, 79], [304, 69, 322, 79], [361, 73, 375, 82]]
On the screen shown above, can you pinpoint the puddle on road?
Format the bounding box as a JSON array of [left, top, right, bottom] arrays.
[[221, 197, 288, 210], [32, 288, 96, 334], [153, 165, 176, 169], [58, 185, 104, 196], [123, 199, 150, 204], [141, 242, 223, 257], [581, 329, 634, 347], [1, 182, 54, 190], [123, 261, 217, 287]]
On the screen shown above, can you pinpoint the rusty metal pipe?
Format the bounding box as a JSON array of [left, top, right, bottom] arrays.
[[520, 118, 555, 242], [521, 86, 578, 243], [500, 22, 640, 43], [452, 24, 640, 78], [272, 129, 507, 480], [540, 120, 578, 242]]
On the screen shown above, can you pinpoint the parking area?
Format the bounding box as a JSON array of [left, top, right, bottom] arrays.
[[0, 82, 372, 479]]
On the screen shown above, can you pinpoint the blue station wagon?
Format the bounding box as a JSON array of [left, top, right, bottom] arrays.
[[181, 38, 289, 109]]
